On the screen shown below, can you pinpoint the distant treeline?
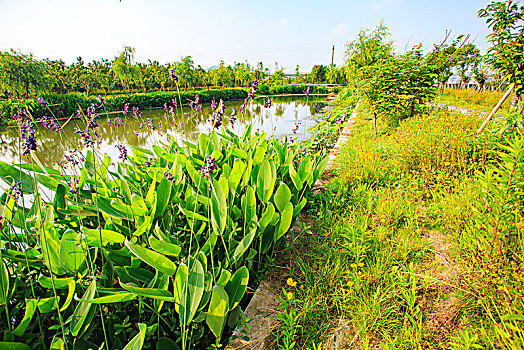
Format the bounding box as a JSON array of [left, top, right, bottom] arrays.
[[0, 85, 336, 123], [0, 46, 347, 100]]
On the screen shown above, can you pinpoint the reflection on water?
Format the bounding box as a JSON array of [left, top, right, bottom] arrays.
[[0, 96, 324, 167]]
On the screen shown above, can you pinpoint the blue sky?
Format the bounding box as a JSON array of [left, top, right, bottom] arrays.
[[0, 0, 493, 72]]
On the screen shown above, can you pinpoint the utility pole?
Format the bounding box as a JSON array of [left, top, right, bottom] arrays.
[[331, 45, 335, 66]]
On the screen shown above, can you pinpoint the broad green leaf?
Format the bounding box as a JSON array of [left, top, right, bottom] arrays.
[[0, 259, 8, 305], [123, 323, 147, 350], [313, 156, 329, 182], [59, 230, 86, 274], [70, 280, 96, 336], [0, 161, 35, 194], [13, 299, 37, 337], [231, 148, 247, 159], [35, 173, 68, 192], [241, 186, 256, 225], [224, 266, 249, 311], [120, 281, 176, 301], [155, 177, 172, 216], [173, 263, 188, 313], [210, 180, 227, 236], [259, 203, 276, 230], [124, 240, 177, 275], [178, 206, 209, 222], [37, 296, 59, 313], [256, 159, 274, 202], [133, 216, 153, 237], [228, 159, 246, 193], [216, 269, 231, 287], [179, 259, 205, 325], [41, 222, 65, 275], [145, 177, 156, 208], [38, 276, 74, 289], [274, 183, 292, 213], [289, 164, 303, 191], [206, 285, 229, 341], [82, 228, 125, 247], [253, 145, 265, 165], [82, 292, 137, 304], [92, 195, 134, 220], [148, 237, 182, 257], [60, 280, 75, 311], [275, 203, 293, 242], [111, 199, 148, 217], [232, 229, 255, 263]]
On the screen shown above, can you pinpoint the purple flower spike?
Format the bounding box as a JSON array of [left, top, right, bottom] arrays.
[[164, 171, 175, 182], [201, 155, 216, 178], [264, 97, 272, 108], [39, 115, 61, 132], [211, 98, 217, 110], [68, 177, 79, 194], [123, 103, 129, 116], [305, 86, 310, 99], [170, 68, 178, 82], [116, 144, 128, 161], [10, 182, 22, 200], [107, 119, 112, 127], [98, 95, 104, 106], [20, 121, 37, 156], [114, 117, 123, 127], [37, 97, 48, 106]]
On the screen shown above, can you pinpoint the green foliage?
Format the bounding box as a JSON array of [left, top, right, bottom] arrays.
[[479, 0, 524, 97], [345, 23, 438, 133], [0, 127, 327, 349]]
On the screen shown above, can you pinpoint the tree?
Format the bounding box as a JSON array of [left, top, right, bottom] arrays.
[[0, 50, 48, 98], [309, 65, 328, 83], [457, 43, 481, 88], [112, 46, 139, 92], [174, 56, 196, 91], [326, 65, 346, 84], [479, 0, 524, 100], [345, 24, 437, 136], [345, 22, 394, 85]]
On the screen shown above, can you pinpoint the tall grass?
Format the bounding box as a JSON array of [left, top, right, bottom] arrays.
[[278, 100, 524, 348]]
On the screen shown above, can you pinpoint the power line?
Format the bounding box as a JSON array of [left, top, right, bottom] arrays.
[[188, 46, 330, 56]]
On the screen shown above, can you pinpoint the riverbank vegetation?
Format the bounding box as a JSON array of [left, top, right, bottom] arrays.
[[272, 1, 524, 348], [0, 85, 334, 124], [0, 78, 329, 349]]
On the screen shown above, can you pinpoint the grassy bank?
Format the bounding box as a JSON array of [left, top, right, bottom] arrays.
[[273, 99, 524, 348], [436, 88, 512, 113], [0, 84, 335, 124]]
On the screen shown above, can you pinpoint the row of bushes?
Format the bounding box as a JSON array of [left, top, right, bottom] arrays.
[[0, 85, 338, 124], [0, 89, 248, 123]]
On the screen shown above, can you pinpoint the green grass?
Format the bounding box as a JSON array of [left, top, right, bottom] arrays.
[[274, 103, 524, 349], [435, 88, 512, 113]]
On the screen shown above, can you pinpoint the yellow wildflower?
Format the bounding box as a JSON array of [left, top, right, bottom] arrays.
[[516, 222, 524, 229], [347, 281, 354, 287], [287, 292, 293, 300], [350, 263, 357, 269], [286, 278, 297, 287], [358, 262, 364, 268]]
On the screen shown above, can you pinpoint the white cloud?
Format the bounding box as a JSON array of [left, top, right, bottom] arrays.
[[332, 23, 347, 36], [280, 17, 289, 27]]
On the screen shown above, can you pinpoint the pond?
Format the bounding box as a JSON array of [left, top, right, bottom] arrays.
[[0, 96, 326, 167]]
